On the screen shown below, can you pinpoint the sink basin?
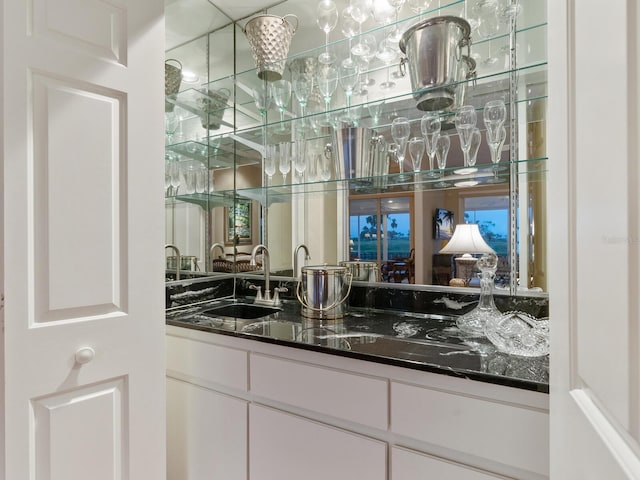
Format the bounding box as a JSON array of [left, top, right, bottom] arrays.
[[202, 303, 281, 320]]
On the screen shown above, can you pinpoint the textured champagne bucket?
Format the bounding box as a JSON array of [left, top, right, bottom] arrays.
[[197, 88, 231, 130], [243, 14, 298, 81], [165, 59, 182, 112], [399, 16, 471, 111]]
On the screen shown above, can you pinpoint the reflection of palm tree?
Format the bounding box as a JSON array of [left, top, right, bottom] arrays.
[[390, 217, 397, 230], [443, 210, 454, 229]]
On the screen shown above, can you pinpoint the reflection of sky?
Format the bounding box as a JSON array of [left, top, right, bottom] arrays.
[[465, 209, 509, 237], [350, 214, 411, 238]]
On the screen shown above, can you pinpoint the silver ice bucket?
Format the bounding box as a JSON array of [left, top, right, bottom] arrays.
[[339, 261, 381, 282], [399, 16, 471, 111], [296, 265, 352, 319]]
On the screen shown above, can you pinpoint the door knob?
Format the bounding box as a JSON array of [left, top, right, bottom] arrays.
[[75, 347, 95, 364]]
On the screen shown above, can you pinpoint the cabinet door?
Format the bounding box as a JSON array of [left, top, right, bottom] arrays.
[[250, 404, 386, 480], [392, 447, 506, 480], [167, 378, 247, 480]]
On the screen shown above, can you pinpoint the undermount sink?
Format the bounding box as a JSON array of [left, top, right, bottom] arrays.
[[202, 303, 281, 320]]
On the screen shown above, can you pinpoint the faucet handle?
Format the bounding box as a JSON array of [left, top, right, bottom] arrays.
[[271, 286, 287, 307], [248, 283, 263, 300]]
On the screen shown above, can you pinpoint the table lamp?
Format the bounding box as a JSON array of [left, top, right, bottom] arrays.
[[439, 223, 501, 336]]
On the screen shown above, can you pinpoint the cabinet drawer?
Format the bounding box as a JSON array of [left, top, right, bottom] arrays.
[[392, 446, 505, 480], [166, 334, 248, 391], [250, 352, 388, 429], [250, 403, 386, 480], [391, 381, 549, 476], [167, 378, 247, 480]]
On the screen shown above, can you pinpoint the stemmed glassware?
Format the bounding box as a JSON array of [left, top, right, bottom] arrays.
[[434, 134, 451, 188], [483, 99, 507, 143], [420, 113, 441, 178], [292, 72, 314, 121], [455, 127, 481, 175], [407, 0, 432, 16], [487, 125, 507, 182], [455, 105, 477, 169], [317, 0, 339, 65], [320, 153, 332, 181], [349, 0, 372, 56], [408, 137, 425, 173], [339, 62, 359, 120], [165, 112, 179, 145], [271, 79, 292, 132], [264, 144, 276, 186], [293, 140, 307, 182], [167, 154, 181, 196], [278, 142, 291, 184], [340, 6, 359, 67], [252, 83, 272, 119], [391, 117, 411, 179], [317, 65, 339, 117], [355, 34, 378, 93], [376, 35, 398, 90], [367, 97, 385, 127], [387, 0, 407, 42]]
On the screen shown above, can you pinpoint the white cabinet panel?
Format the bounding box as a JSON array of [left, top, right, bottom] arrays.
[[167, 378, 247, 480], [392, 446, 505, 480], [391, 381, 548, 476], [250, 404, 386, 480], [250, 352, 388, 429], [166, 334, 248, 391]]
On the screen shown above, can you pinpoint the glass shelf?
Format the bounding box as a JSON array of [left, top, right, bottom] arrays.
[[165, 191, 235, 209], [228, 157, 548, 206]]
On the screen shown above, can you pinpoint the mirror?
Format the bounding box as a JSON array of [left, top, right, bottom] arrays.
[[165, 0, 548, 295]]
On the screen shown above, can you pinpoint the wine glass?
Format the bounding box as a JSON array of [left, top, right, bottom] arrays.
[[278, 142, 291, 184], [252, 83, 272, 122], [367, 97, 385, 127], [167, 154, 181, 195], [376, 35, 398, 90], [455, 127, 481, 175], [317, 0, 339, 65], [420, 113, 441, 178], [317, 64, 339, 116], [292, 72, 314, 120], [339, 62, 359, 116], [408, 137, 425, 173], [293, 140, 307, 182], [272, 79, 292, 132], [483, 99, 507, 143], [340, 6, 359, 67], [391, 117, 410, 177], [487, 125, 507, 183], [455, 105, 477, 168], [355, 34, 379, 92], [165, 112, 179, 145], [407, 0, 432, 16], [434, 134, 451, 188], [349, 0, 372, 56], [387, 0, 406, 42], [264, 144, 276, 185]]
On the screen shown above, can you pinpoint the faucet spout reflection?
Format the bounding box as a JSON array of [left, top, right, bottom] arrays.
[[209, 242, 225, 260], [293, 244, 311, 278], [165, 244, 181, 281]]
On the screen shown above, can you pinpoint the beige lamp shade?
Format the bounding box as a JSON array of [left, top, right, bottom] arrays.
[[439, 224, 495, 255]]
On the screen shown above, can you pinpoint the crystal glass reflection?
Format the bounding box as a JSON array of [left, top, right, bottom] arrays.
[[339, 62, 359, 118], [391, 117, 410, 177], [317, 64, 339, 117], [483, 99, 507, 143], [349, 0, 372, 56], [317, 0, 339, 64], [434, 134, 450, 188], [272, 79, 292, 132], [408, 137, 425, 172], [292, 72, 314, 120], [420, 113, 441, 178], [264, 144, 276, 185], [487, 125, 507, 183], [278, 142, 291, 184]]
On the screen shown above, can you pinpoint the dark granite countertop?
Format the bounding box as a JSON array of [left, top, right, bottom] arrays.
[[166, 295, 549, 394]]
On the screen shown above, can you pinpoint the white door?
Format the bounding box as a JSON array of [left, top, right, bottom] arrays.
[[1, 0, 166, 478], [549, 1, 640, 478]]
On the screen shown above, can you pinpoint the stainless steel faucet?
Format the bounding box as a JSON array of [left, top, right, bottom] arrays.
[[293, 244, 311, 278], [250, 244, 270, 299], [209, 242, 225, 259], [165, 244, 181, 281]]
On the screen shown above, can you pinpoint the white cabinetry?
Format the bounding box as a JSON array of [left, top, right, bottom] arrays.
[[166, 325, 549, 480], [250, 404, 386, 480]]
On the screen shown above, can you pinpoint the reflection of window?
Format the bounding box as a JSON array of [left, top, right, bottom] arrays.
[[462, 193, 512, 287], [349, 195, 413, 263], [462, 194, 509, 255]]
